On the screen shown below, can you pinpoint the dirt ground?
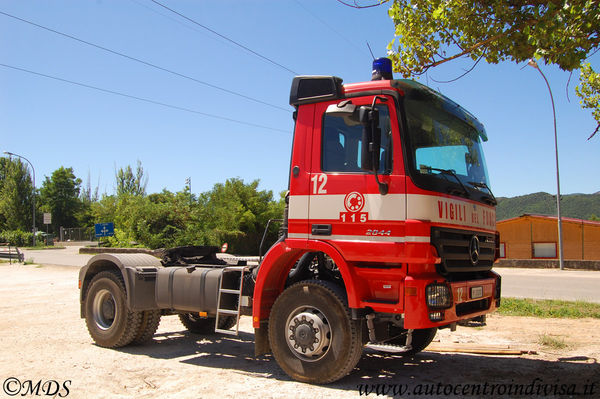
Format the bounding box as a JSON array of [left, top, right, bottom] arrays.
[[1, 264, 598, 398]]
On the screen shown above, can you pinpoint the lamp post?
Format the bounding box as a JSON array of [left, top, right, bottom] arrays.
[[527, 59, 564, 270], [3, 151, 37, 246]]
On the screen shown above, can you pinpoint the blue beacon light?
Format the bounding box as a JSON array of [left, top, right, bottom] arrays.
[[372, 57, 393, 81]]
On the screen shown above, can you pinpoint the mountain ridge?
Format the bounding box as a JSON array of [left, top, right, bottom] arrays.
[[496, 192, 600, 221]]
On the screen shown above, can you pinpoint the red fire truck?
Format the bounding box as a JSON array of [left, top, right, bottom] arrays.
[[79, 58, 501, 384]]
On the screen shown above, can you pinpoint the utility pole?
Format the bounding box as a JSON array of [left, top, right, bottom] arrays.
[[527, 59, 564, 270]]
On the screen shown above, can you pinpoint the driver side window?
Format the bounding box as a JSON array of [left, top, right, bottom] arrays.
[[321, 105, 392, 173]]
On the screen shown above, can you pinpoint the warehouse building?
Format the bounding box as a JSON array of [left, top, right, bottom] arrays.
[[496, 214, 600, 262]]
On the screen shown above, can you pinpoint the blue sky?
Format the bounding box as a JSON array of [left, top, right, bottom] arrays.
[[1, 0, 598, 200]]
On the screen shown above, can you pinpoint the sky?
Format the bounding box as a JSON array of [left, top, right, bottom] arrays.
[[1, 0, 598, 200]]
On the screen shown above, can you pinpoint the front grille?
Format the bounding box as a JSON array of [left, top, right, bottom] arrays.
[[432, 227, 495, 275]]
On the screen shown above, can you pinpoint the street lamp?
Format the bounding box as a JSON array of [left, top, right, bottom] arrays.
[[3, 151, 37, 246], [527, 59, 564, 270]]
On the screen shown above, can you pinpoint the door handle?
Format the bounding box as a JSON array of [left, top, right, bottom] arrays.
[[311, 224, 332, 236]]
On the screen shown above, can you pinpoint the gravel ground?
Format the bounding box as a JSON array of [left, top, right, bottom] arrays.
[[1, 263, 598, 398]]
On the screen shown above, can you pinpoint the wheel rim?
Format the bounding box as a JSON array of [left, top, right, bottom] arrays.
[[92, 289, 117, 331], [285, 305, 331, 362]]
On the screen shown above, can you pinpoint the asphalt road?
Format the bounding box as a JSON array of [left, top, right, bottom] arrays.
[[494, 267, 600, 303], [19, 246, 600, 303], [21, 245, 94, 267]]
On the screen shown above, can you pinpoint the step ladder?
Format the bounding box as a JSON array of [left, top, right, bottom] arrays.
[[215, 266, 246, 335]]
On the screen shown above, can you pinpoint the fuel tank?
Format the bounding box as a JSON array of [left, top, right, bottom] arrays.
[[155, 266, 235, 314]]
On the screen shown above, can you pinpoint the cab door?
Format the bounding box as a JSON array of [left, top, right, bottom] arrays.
[[307, 95, 407, 263]]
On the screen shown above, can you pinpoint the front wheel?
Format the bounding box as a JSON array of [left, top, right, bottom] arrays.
[[387, 327, 437, 356], [268, 280, 363, 384]]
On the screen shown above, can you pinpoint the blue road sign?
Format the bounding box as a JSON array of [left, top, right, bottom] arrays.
[[95, 222, 115, 238]]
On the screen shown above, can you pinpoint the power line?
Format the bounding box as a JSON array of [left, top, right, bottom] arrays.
[[0, 63, 289, 134], [129, 0, 249, 51], [0, 10, 289, 112], [149, 0, 298, 75], [293, 0, 369, 59]]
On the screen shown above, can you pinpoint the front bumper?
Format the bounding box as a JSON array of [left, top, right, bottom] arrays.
[[403, 271, 501, 329]]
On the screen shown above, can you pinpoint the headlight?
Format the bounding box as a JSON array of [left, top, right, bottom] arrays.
[[429, 311, 445, 322], [426, 283, 452, 309]]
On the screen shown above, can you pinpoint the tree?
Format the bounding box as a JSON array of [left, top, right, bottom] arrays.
[[115, 160, 148, 197], [39, 167, 83, 232], [384, 0, 600, 137], [202, 178, 285, 254], [0, 157, 35, 231], [576, 62, 600, 138]]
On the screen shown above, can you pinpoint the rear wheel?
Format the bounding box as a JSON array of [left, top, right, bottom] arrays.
[[84, 271, 142, 348], [133, 310, 161, 344], [268, 280, 363, 384], [179, 313, 236, 334]]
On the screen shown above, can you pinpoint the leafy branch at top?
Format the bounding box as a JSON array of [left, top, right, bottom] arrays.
[[386, 0, 600, 138]]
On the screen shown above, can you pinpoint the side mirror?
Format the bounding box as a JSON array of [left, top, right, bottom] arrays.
[[359, 106, 380, 173]]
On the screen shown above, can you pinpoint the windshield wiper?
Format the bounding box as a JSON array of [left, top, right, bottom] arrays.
[[468, 181, 497, 205], [421, 166, 470, 199]]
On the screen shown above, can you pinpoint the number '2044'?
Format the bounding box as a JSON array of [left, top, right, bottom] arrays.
[[366, 229, 391, 236]]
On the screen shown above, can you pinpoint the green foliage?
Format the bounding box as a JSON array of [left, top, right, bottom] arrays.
[[0, 230, 34, 246], [92, 178, 285, 253], [115, 160, 148, 197], [39, 167, 83, 233], [387, 0, 600, 136], [0, 158, 35, 232], [105, 228, 142, 248], [2, 156, 284, 252], [576, 63, 600, 139], [202, 178, 285, 254], [498, 297, 600, 319], [496, 192, 600, 221]]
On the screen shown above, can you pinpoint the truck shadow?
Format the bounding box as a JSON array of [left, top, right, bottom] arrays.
[[118, 329, 599, 393]]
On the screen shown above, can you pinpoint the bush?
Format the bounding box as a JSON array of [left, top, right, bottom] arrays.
[[0, 230, 34, 246], [104, 228, 144, 248]]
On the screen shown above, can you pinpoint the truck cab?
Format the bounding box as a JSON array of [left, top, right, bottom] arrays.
[[252, 65, 500, 382]]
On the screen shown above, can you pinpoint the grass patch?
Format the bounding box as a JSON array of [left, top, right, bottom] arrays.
[[538, 334, 568, 349], [498, 297, 600, 319], [23, 258, 35, 265]]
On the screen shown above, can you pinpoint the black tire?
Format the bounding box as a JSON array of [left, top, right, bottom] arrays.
[[286, 252, 316, 285], [268, 280, 363, 384], [133, 310, 161, 344], [217, 315, 237, 330], [388, 328, 437, 356], [179, 313, 236, 334], [84, 271, 142, 348]]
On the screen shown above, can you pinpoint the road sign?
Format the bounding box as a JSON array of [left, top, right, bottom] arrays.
[[43, 213, 51, 225], [95, 222, 115, 238]]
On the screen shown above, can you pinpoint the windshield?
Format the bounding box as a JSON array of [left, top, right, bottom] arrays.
[[404, 95, 490, 193]]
